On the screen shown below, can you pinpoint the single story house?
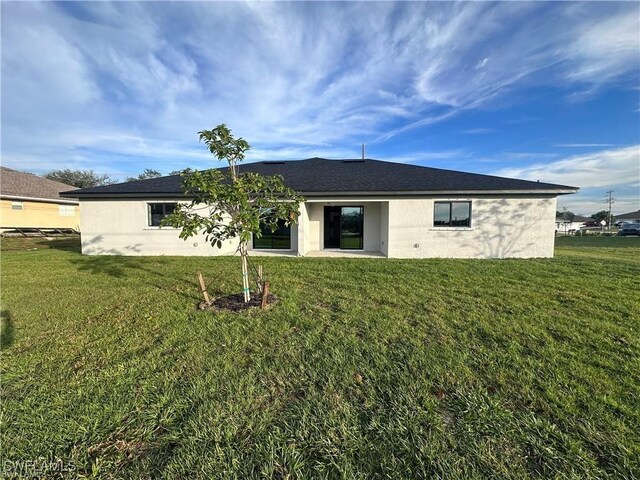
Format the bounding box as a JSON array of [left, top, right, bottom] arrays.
[[61, 158, 577, 258], [615, 210, 640, 224], [0, 167, 80, 233], [555, 214, 591, 234]]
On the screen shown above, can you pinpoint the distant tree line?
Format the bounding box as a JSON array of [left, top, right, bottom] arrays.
[[590, 210, 615, 224], [43, 168, 182, 188], [556, 208, 615, 224]]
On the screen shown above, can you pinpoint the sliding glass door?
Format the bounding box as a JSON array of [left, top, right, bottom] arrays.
[[324, 206, 364, 250], [253, 219, 291, 249]]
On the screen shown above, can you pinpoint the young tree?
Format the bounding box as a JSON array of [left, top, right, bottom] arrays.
[[44, 169, 113, 188], [162, 125, 304, 302]]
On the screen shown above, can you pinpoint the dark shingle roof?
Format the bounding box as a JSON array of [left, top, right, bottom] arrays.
[[61, 158, 578, 198], [0, 167, 78, 201], [616, 210, 640, 220]]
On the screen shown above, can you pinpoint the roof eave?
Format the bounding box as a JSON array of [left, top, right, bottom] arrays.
[[62, 187, 579, 199], [1, 193, 80, 204], [60, 191, 184, 199], [301, 188, 579, 196]]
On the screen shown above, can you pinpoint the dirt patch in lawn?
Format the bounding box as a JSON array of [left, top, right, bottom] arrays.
[[198, 293, 278, 312]]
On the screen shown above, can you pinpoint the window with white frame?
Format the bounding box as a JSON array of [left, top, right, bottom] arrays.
[[11, 201, 24, 210], [434, 201, 472, 227], [58, 205, 76, 216], [148, 203, 177, 226]]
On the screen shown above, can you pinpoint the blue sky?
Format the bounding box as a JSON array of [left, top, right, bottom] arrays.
[[2, 1, 639, 214]]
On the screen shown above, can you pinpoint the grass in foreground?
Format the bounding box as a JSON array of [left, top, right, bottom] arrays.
[[1, 236, 639, 478]]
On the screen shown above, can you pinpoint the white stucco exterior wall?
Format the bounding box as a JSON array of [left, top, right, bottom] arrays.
[[307, 203, 322, 251], [386, 196, 557, 258], [79, 199, 240, 256], [296, 202, 310, 256], [78, 196, 558, 258], [380, 201, 389, 256], [363, 203, 381, 252]]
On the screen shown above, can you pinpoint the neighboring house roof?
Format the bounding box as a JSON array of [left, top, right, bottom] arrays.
[[555, 214, 591, 222], [0, 166, 78, 202], [61, 157, 578, 198], [616, 210, 640, 220]]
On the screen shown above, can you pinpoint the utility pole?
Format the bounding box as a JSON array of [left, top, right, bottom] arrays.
[[605, 190, 615, 232]]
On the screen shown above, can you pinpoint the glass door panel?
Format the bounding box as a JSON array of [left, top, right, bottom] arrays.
[[324, 206, 341, 248], [340, 207, 363, 249]]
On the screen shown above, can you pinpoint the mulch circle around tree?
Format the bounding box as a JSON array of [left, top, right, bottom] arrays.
[[198, 293, 278, 312]]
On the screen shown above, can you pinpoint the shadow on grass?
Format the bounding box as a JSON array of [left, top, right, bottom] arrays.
[[36, 237, 81, 252], [70, 236, 230, 302], [1, 237, 81, 253], [70, 256, 203, 303], [72, 255, 138, 278], [1, 310, 15, 349]]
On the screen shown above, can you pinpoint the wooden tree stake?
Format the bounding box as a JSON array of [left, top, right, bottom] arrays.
[[261, 281, 270, 310], [256, 265, 264, 294], [197, 271, 210, 303]]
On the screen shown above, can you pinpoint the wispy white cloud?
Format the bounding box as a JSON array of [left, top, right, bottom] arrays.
[[495, 145, 640, 214], [557, 186, 640, 216], [1, 1, 638, 174], [563, 7, 640, 84], [461, 128, 494, 135], [493, 145, 640, 189], [555, 143, 621, 148]]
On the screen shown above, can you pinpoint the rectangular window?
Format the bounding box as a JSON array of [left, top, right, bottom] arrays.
[[58, 205, 76, 216], [253, 219, 291, 249], [11, 202, 23, 210], [433, 201, 471, 227], [148, 203, 177, 226]]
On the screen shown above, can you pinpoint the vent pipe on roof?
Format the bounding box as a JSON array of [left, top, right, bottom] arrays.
[[361, 143, 366, 160]]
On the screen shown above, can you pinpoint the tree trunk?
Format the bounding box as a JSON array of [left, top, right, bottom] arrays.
[[240, 241, 250, 303]]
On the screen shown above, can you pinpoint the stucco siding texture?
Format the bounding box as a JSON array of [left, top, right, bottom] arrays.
[[296, 203, 310, 256], [78, 197, 557, 258], [1, 199, 80, 229], [307, 204, 322, 251], [380, 202, 390, 256], [80, 199, 240, 256], [387, 196, 557, 258]]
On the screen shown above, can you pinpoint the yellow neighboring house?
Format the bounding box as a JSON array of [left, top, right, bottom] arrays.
[[0, 167, 80, 232]]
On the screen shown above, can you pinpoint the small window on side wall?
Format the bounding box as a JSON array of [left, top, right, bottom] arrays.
[[11, 202, 23, 210], [148, 203, 177, 226], [58, 205, 76, 216], [434, 201, 471, 227]]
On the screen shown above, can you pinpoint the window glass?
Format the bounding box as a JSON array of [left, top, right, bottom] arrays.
[[254, 219, 291, 249], [434, 203, 451, 226], [11, 202, 23, 210], [58, 205, 75, 216], [148, 203, 176, 226], [340, 207, 363, 249], [451, 202, 471, 227], [434, 202, 471, 227]]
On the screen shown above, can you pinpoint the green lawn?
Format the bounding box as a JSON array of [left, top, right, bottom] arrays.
[[1, 236, 639, 478]]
